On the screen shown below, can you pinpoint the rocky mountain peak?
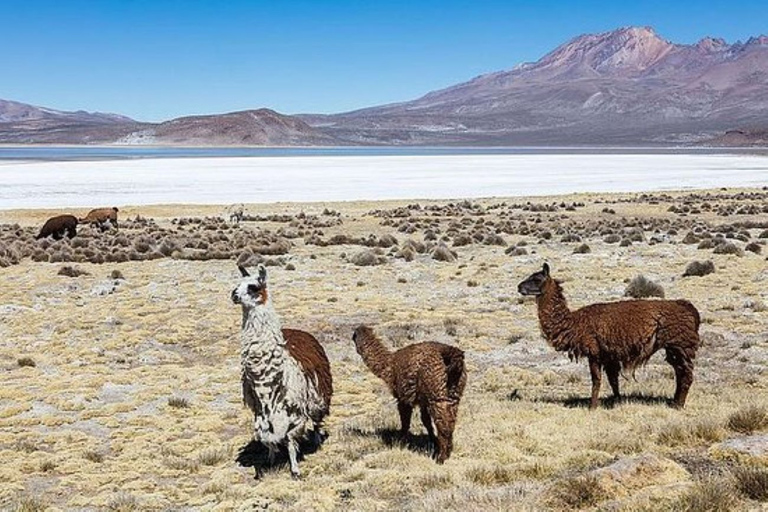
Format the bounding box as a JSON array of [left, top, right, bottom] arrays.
[[535, 25, 673, 75]]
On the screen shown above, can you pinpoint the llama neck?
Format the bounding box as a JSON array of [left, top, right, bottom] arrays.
[[357, 335, 394, 388], [536, 279, 576, 352], [241, 302, 286, 357]]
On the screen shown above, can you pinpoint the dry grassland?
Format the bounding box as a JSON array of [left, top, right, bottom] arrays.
[[1, 190, 767, 511]]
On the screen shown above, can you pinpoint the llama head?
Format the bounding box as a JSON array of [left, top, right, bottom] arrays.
[[352, 325, 375, 353], [231, 264, 270, 308], [517, 263, 551, 296]]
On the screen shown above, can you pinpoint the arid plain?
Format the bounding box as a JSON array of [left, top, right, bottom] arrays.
[[1, 189, 767, 511]]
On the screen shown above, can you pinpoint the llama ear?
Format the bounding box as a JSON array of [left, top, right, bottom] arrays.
[[542, 263, 550, 276], [238, 265, 250, 277], [257, 264, 267, 286]]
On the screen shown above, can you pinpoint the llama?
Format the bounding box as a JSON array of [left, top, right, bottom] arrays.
[[518, 263, 700, 409], [231, 264, 332, 477], [352, 325, 466, 463], [80, 207, 119, 231], [226, 204, 245, 224], [37, 214, 78, 240]]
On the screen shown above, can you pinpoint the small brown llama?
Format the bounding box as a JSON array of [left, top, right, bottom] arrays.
[[518, 263, 700, 409], [352, 325, 466, 463]]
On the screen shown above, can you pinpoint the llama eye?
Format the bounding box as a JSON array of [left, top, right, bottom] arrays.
[[247, 284, 260, 296]]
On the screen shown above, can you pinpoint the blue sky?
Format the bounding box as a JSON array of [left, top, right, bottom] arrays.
[[2, 0, 767, 121]]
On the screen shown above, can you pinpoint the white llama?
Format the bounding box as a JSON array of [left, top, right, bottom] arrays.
[[231, 264, 332, 477]]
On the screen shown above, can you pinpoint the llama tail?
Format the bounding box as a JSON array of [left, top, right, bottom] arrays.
[[677, 300, 701, 331], [441, 346, 466, 400]]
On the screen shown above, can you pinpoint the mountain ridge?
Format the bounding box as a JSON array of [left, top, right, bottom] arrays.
[[3, 26, 768, 146]]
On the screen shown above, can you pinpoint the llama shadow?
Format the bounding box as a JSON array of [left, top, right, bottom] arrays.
[[345, 426, 435, 458], [236, 434, 325, 478], [535, 392, 671, 409]]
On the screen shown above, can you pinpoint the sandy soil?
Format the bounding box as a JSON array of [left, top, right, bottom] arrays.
[[1, 190, 767, 511]]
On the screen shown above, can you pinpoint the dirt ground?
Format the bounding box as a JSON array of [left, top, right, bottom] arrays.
[[1, 189, 767, 511]]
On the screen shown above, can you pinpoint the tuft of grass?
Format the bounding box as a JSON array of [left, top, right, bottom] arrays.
[[106, 492, 140, 512], [57, 265, 89, 277], [443, 317, 459, 336], [713, 242, 743, 256], [196, 446, 230, 466], [727, 405, 768, 434], [12, 495, 47, 512], [39, 460, 56, 472], [83, 450, 105, 463], [546, 474, 608, 510], [573, 243, 591, 254], [679, 476, 739, 512], [466, 465, 516, 486], [683, 260, 715, 277], [625, 275, 665, 299], [164, 456, 200, 472], [733, 466, 768, 501], [17, 357, 36, 368], [167, 395, 190, 409], [658, 418, 725, 447]]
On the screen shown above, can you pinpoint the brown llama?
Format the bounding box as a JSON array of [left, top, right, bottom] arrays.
[[518, 263, 700, 409], [36, 214, 78, 240], [352, 325, 466, 463], [80, 207, 119, 231]]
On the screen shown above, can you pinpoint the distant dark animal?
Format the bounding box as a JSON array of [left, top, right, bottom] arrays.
[[352, 325, 466, 463], [518, 263, 700, 409], [36, 215, 78, 240], [80, 207, 119, 231]]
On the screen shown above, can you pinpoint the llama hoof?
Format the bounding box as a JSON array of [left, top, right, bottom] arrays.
[[669, 401, 684, 410], [290, 469, 301, 480]]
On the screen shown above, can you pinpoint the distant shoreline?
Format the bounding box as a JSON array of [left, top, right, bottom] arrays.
[[1, 144, 768, 163]]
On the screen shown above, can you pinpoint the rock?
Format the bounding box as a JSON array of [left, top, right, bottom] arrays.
[[711, 434, 768, 462], [90, 280, 119, 296], [589, 453, 691, 498]]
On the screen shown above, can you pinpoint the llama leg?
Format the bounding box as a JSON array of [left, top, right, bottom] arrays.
[[429, 401, 455, 463], [667, 348, 694, 408], [605, 361, 621, 399], [588, 358, 602, 410], [397, 402, 413, 440], [420, 405, 436, 443], [287, 439, 301, 479]]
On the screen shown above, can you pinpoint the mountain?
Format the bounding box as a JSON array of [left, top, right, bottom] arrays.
[[117, 109, 335, 146], [0, 100, 334, 146], [0, 99, 142, 144], [4, 26, 768, 146], [0, 98, 133, 124], [305, 27, 768, 145], [706, 128, 768, 146]]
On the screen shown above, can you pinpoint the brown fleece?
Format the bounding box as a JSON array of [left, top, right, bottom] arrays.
[[36, 215, 78, 240], [353, 325, 466, 463], [536, 277, 700, 409], [283, 328, 333, 421], [80, 207, 119, 229]]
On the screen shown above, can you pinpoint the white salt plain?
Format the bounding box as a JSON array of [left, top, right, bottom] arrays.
[[1, 153, 767, 209]]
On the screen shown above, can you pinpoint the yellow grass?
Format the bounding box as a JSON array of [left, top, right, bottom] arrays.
[[1, 190, 767, 510]]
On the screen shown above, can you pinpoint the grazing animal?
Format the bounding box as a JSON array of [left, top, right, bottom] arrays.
[[231, 264, 332, 477], [352, 325, 466, 463], [518, 263, 701, 409], [80, 207, 119, 231], [226, 204, 245, 224], [36, 215, 78, 240]]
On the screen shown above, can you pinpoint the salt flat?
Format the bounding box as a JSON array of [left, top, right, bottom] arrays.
[[1, 153, 768, 209]]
